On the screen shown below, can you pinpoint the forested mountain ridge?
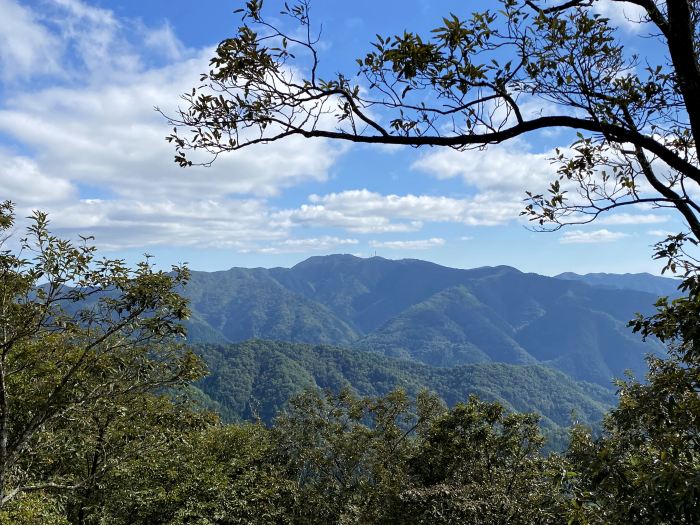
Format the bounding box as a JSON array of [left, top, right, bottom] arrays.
[[183, 255, 665, 386], [183, 266, 359, 345], [194, 340, 614, 447]]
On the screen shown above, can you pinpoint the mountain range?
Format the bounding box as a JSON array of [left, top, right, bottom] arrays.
[[183, 255, 670, 387]]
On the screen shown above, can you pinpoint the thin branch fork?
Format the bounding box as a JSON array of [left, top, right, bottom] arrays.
[[1, 481, 83, 505]]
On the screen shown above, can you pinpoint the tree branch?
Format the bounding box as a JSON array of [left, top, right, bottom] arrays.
[[2, 481, 83, 505], [524, 0, 594, 14], [280, 115, 700, 187]]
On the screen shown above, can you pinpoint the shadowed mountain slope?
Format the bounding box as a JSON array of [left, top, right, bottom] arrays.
[[354, 285, 536, 367], [184, 267, 358, 346]]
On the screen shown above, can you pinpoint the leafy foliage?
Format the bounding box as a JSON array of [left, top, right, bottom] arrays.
[[401, 396, 564, 524], [101, 422, 293, 525], [0, 202, 205, 517], [564, 267, 700, 524]]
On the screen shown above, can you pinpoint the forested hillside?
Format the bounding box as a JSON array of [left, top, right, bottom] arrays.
[[183, 267, 359, 345], [183, 255, 665, 385], [194, 340, 614, 440]]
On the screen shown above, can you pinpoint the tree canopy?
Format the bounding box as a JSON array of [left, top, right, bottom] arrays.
[[0, 201, 205, 520], [166, 0, 700, 247]]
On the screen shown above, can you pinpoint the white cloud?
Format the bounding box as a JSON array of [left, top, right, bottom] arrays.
[[52, 0, 123, 72], [282, 189, 520, 233], [559, 229, 629, 244], [412, 137, 689, 237], [411, 140, 555, 195], [23, 186, 514, 251], [647, 229, 677, 237], [410, 142, 563, 230], [0, 154, 75, 204], [0, 1, 358, 257], [0, 197, 366, 253], [370, 238, 446, 250], [143, 22, 185, 61], [0, 0, 63, 81], [41, 198, 291, 250], [0, 0, 147, 83], [0, 49, 346, 201], [541, 0, 647, 33], [593, 0, 647, 33], [248, 236, 359, 254], [0, 0, 348, 260], [598, 213, 668, 225]]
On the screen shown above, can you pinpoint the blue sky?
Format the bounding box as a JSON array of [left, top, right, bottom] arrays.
[[0, 0, 685, 275]]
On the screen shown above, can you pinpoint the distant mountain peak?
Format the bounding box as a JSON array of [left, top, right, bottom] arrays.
[[297, 253, 362, 263], [555, 271, 682, 297], [289, 254, 524, 274]]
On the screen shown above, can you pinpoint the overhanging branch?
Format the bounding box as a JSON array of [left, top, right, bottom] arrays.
[[281, 115, 700, 186]]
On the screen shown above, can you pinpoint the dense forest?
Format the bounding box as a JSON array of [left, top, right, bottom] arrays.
[[194, 340, 614, 449]]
